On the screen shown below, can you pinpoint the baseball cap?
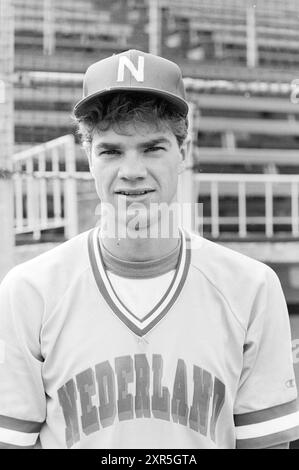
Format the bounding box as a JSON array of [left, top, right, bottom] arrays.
[[73, 49, 188, 117]]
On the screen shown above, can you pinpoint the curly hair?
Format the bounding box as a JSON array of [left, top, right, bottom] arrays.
[[74, 92, 189, 148]]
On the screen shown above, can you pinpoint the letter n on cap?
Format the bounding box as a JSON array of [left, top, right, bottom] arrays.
[[117, 56, 144, 83]]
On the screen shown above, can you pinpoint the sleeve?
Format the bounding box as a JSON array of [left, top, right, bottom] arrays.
[[0, 269, 46, 448], [234, 266, 299, 449]]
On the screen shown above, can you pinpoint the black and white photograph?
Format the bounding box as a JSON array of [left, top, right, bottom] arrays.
[[0, 0, 299, 452]]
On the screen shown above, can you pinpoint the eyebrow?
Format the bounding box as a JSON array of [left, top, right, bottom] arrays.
[[93, 137, 172, 152], [139, 137, 172, 148], [94, 142, 122, 151]]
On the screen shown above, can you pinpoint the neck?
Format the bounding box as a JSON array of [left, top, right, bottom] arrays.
[[99, 225, 181, 262]]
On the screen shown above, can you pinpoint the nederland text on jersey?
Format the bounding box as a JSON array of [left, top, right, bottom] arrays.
[[57, 353, 225, 448]]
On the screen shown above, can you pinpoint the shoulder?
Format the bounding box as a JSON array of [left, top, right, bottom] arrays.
[[185, 230, 283, 329], [187, 230, 275, 283], [1, 230, 92, 298]]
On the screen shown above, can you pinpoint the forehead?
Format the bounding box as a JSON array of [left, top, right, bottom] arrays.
[[91, 121, 177, 147]]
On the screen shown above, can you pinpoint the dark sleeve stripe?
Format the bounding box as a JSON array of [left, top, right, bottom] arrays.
[[234, 399, 299, 426], [236, 424, 299, 449], [0, 441, 35, 449], [0, 415, 43, 433]]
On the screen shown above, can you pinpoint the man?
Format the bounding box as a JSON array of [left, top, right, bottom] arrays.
[[0, 49, 298, 449]]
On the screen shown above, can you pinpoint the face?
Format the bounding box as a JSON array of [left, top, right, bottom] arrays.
[[88, 121, 188, 233]]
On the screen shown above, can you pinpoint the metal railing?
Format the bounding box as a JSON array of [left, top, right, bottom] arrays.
[[194, 173, 299, 238], [12, 134, 78, 240]]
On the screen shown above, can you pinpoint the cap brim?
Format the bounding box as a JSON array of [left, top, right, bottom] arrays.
[[73, 86, 189, 117]]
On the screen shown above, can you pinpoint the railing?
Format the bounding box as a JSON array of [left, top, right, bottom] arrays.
[[12, 135, 78, 240], [194, 173, 299, 239]]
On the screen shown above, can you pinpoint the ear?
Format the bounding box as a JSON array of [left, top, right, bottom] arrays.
[[178, 137, 192, 174], [180, 137, 192, 162]]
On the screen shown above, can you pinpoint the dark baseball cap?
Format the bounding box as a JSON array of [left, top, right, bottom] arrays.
[[73, 49, 189, 117]]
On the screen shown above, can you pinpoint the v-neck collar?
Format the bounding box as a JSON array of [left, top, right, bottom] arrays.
[[88, 226, 191, 337], [99, 236, 181, 278]]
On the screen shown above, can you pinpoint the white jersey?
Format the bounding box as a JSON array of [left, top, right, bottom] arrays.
[[0, 227, 298, 449]]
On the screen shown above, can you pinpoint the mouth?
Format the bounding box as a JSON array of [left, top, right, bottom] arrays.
[[115, 189, 155, 197]]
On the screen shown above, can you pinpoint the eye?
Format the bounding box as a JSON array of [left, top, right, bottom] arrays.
[[98, 149, 121, 156], [145, 146, 165, 153]]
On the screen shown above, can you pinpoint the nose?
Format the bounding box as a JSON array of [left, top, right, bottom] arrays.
[[118, 150, 147, 180]]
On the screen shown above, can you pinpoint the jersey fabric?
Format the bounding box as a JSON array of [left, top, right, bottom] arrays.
[[0, 227, 298, 449]]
